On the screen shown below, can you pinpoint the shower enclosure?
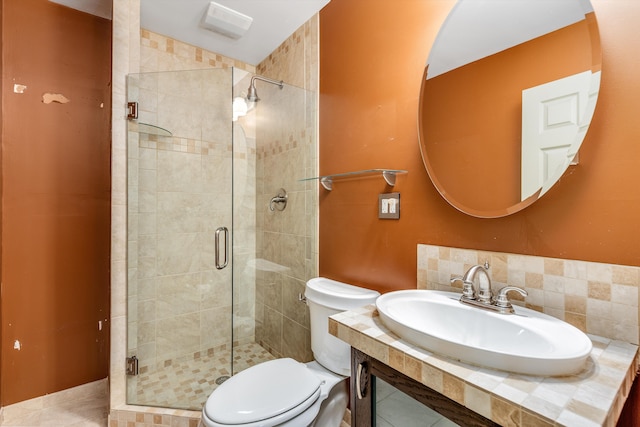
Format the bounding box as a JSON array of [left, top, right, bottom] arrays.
[[126, 68, 317, 410]]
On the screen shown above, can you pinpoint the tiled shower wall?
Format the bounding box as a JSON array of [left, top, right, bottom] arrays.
[[254, 17, 319, 362], [418, 244, 640, 344]]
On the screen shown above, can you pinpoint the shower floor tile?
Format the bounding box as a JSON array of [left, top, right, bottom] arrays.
[[129, 342, 275, 410]]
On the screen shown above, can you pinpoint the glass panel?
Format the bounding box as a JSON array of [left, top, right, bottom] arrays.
[[375, 378, 460, 427], [126, 68, 318, 411], [229, 70, 273, 372], [241, 78, 318, 364], [126, 68, 234, 410]]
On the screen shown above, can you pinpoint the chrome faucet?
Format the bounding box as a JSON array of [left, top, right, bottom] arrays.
[[451, 262, 528, 314], [462, 262, 493, 304]]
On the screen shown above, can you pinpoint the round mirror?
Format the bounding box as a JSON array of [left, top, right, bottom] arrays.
[[418, 0, 602, 218]]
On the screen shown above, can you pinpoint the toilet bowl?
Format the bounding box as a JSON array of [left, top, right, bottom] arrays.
[[201, 277, 379, 427]]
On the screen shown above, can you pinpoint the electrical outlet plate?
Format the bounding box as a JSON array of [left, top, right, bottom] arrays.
[[379, 192, 400, 219]]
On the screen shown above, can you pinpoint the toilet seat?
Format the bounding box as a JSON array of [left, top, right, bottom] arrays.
[[203, 358, 322, 427]]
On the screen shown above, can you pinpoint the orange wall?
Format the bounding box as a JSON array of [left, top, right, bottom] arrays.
[[1, 0, 111, 405], [319, 0, 640, 294]]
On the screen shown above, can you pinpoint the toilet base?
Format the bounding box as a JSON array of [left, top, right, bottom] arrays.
[[305, 361, 348, 427], [310, 375, 348, 427]]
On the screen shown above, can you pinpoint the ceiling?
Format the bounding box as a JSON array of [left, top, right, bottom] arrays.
[[49, 0, 330, 66], [427, 0, 594, 78]]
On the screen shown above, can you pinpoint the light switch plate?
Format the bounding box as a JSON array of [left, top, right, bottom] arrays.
[[379, 192, 400, 219]]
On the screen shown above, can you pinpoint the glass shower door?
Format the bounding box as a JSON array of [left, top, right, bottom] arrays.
[[126, 68, 234, 409], [125, 67, 318, 411]]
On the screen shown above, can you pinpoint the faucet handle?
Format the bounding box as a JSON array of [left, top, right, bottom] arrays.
[[461, 280, 476, 300], [451, 275, 475, 300], [495, 286, 528, 311]]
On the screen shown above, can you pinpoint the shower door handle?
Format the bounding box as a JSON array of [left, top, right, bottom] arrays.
[[215, 226, 229, 270]]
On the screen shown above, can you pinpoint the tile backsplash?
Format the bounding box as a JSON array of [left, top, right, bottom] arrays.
[[417, 245, 639, 345]]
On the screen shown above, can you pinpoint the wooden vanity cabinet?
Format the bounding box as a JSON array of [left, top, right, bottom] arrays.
[[350, 348, 499, 427]]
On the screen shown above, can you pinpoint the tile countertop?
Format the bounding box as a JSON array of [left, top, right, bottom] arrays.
[[329, 305, 640, 427]]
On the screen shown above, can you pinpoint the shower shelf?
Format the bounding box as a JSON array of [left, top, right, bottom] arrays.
[[128, 121, 173, 137], [301, 169, 407, 191]]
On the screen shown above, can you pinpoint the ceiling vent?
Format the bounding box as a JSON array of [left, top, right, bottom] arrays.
[[201, 2, 253, 40]]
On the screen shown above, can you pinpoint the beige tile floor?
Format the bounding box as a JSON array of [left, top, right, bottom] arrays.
[[0, 377, 443, 427], [3, 343, 355, 427], [0, 379, 108, 426], [0, 343, 274, 426]]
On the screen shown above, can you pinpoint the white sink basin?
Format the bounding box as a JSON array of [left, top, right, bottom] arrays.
[[376, 290, 592, 376]]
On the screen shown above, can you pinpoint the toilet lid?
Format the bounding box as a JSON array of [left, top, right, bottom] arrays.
[[204, 358, 322, 425]]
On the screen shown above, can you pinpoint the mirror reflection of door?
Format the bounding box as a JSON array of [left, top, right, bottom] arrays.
[[521, 70, 601, 200], [418, 0, 602, 218]]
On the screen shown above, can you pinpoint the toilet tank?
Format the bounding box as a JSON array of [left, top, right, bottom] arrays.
[[305, 277, 380, 376]]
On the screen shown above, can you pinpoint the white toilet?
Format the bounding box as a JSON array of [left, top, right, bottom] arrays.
[[201, 277, 380, 427]]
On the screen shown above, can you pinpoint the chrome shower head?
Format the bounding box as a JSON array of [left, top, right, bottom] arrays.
[[247, 79, 260, 102], [246, 75, 284, 103]]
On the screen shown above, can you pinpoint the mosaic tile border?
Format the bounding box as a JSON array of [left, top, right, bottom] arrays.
[[137, 134, 234, 157], [256, 129, 306, 160], [256, 22, 306, 80], [141, 29, 254, 72], [109, 407, 201, 427], [330, 305, 639, 427], [417, 245, 640, 344], [128, 124, 237, 157]]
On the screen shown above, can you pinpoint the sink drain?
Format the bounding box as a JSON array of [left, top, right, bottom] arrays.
[[215, 376, 230, 385]]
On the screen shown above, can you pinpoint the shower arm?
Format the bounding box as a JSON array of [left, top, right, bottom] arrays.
[[250, 75, 284, 89]]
